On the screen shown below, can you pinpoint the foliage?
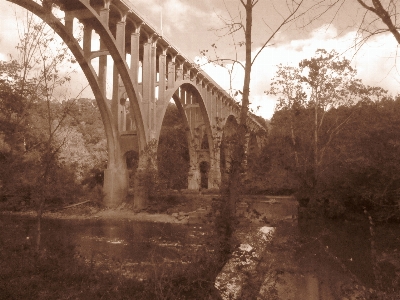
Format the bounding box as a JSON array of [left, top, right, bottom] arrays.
[[266, 51, 400, 220], [0, 15, 102, 214]]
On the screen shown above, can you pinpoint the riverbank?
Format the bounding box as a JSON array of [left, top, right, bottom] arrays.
[[0, 191, 216, 223]]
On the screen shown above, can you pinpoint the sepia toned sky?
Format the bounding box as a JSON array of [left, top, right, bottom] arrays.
[[1, 0, 400, 119]]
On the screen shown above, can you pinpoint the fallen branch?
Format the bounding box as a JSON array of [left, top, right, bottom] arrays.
[[63, 200, 91, 209]]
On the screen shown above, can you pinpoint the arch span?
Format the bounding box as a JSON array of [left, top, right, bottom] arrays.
[[8, 0, 146, 206], [158, 80, 217, 190]]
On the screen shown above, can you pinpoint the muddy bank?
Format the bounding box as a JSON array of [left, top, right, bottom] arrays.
[[0, 207, 206, 224]]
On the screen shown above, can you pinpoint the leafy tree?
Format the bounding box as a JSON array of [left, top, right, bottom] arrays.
[[268, 49, 364, 192], [267, 48, 400, 217], [318, 96, 400, 220], [0, 13, 85, 251]]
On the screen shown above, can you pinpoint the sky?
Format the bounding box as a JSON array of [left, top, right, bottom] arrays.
[[1, 0, 400, 119]]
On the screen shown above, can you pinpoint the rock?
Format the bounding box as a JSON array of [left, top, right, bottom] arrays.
[[239, 244, 253, 252]]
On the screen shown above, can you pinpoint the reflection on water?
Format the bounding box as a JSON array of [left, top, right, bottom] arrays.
[[45, 219, 208, 264], [299, 219, 375, 286], [7, 216, 210, 279], [244, 198, 400, 299]]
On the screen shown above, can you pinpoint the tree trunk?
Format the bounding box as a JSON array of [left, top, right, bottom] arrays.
[[225, 0, 252, 215], [290, 121, 299, 167], [36, 199, 44, 253], [314, 91, 319, 186]]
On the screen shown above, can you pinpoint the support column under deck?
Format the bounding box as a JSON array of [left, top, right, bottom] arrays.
[[103, 15, 129, 207], [133, 38, 158, 209]]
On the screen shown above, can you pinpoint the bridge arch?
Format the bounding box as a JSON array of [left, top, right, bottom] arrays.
[[8, 0, 147, 207], [158, 80, 216, 190]]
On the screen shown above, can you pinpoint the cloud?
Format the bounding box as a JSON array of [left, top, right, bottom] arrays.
[[0, 3, 22, 60], [199, 23, 400, 120], [2, 2, 400, 121]]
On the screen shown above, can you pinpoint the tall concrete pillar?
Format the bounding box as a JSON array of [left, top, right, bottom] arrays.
[[134, 37, 158, 209], [158, 50, 167, 101], [187, 91, 200, 190], [188, 154, 200, 190], [130, 30, 140, 84], [104, 17, 129, 207], [98, 7, 109, 97]]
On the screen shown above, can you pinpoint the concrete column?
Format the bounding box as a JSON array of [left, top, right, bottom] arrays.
[[98, 8, 109, 97], [103, 168, 129, 206], [176, 61, 183, 81], [130, 31, 140, 84], [188, 158, 201, 190], [134, 38, 158, 209], [64, 12, 73, 34], [83, 24, 92, 58], [134, 143, 158, 209], [103, 18, 129, 207], [111, 20, 126, 132], [142, 39, 157, 138], [181, 89, 186, 105], [184, 69, 190, 80], [207, 87, 212, 124], [158, 51, 167, 101], [187, 91, 200, 190], [142, 41, 152, 130], [150, 41, 157, 139], [167, 56, 176, 89]]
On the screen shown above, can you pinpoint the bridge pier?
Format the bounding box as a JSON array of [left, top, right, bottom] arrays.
[[133, 146, 158, 209], [103, 167, 129, 207], [188, 166, 201, 190]]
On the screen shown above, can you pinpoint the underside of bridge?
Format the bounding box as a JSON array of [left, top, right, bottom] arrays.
[[8, 0, 267, 208]]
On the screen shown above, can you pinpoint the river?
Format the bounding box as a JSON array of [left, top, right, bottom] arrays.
[[1, 200, 399, 299]]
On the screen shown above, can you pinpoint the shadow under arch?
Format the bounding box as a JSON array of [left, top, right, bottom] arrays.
[[199, 160, 210, 189], [158, 80, 214, 153], [155, 80, 217, 189]]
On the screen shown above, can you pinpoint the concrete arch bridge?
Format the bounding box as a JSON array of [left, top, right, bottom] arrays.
[[8, 0, 267, 208]]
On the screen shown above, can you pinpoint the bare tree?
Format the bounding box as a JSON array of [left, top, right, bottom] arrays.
[[355, 0, 400, 45], [200, 1, 309, 220]]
